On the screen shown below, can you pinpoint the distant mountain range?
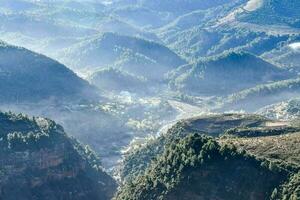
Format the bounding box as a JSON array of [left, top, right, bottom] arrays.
[[58, 32, 186, 81], [168, 51, 292, 95], [0, 1, 300, 199]]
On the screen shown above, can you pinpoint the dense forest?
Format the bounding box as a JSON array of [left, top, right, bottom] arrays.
[[0, 0, 300, 199]]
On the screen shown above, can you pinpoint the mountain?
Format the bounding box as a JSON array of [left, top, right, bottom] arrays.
[[111, 0, 236, 16], [96, 17, 159, 41], [257, 98, 300, 120], [119, 113, 296, 182], [58, 32, 186, 81], [263, 41, 300, 72], [168, 51, 292, 95], [237, 0, 300, 28], [111, 5, 173, 29], [155, 0, 300, 67], [0, 41, 98, 103], [0, 111, 117, 200], [88, 68, 149, 94], [117, 113, 300, 200], [115, 134, 289, 200], [223, 78, 300, 112], [221, 130, 300, 199], [0, 0, 38, 12]]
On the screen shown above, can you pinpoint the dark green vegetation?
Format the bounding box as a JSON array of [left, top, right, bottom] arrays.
[[115, 134, 288, 200], [168, 51, 292, 95], [118, 114, 300, 199], [0, 41, 98, 103], [221, 132, 300, 199], [1, 1, 300, 199], [120, 113, 283, 182], [0, 111, 117, 200]]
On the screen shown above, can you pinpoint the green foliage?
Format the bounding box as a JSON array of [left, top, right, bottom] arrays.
[[278, 172, 300, 200], [0, 111, 117, 200], [115, 134, 287, 200], [120, 114, 269, 182]]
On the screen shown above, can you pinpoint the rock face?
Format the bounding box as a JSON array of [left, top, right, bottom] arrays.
[[0, 112, 117, 200]]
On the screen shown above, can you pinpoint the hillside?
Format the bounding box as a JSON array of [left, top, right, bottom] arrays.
[[223, 78, 300, 112], [117, 113, 300, 200], [58, 32, 186, 81], [119, 113, 293, 182], [237, 0, 300, 28], [220, 132, 300, 199], [168, 51, 292, 95], [111, 0, 235, 16], [0, 41, 98, 103], [0, 111, 117, 200], [88, 68, 149, 94], [257, 98, 300, 120], [115, 134, 288, 200], [263, 42, 300, 72]]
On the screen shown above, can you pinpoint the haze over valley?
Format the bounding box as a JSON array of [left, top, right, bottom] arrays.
[[0, 0, 300, 199]]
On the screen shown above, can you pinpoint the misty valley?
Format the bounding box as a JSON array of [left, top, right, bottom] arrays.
[[0, 0, 300, 199]]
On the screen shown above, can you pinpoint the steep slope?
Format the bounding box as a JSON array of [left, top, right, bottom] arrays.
[[0, 41, 98, 103], [115, 134, 288, 200], [58, 32, 185, 81], [220, 132, 300, 199], [0, 111, 117, 200], [168, 51, 292, 95], [119, 113, 293, 182]]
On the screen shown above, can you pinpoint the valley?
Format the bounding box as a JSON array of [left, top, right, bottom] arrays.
[[0, 0, 299, 199]]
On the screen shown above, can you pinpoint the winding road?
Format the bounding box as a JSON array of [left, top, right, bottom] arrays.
[[157, 100, 210, 135]]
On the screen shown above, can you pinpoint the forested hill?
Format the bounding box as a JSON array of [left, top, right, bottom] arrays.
[[0, 41, 98, 103], [0, 111, 117, 200], [168, 51, 292, 95], [115, 134, 288, 200], [58, 32, 186, 81]]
